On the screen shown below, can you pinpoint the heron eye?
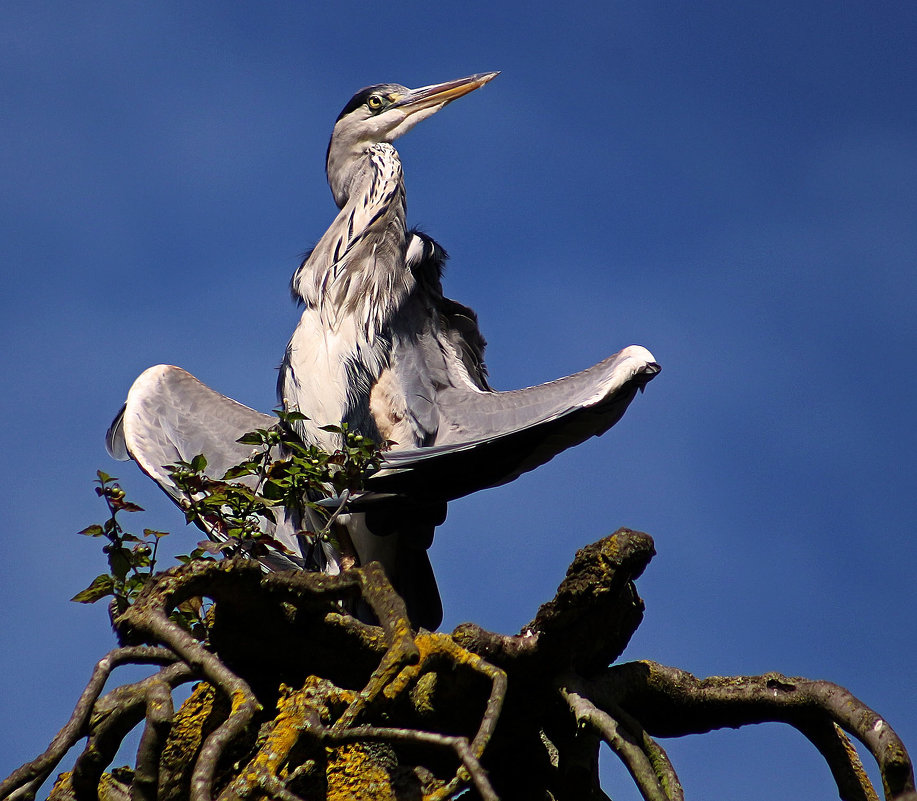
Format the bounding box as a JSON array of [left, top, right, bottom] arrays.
[[367, 95, 385, 112]]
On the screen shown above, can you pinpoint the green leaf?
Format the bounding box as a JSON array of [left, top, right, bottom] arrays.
[[96, 470, 115, 484], [71, 574, 115, 604], [282, 440, 311, 458], [143, 528, 170, 539], [111, 498, 144, 513], [108, 547, 133, 581], [78, 524, 105, 537], [318, 423, 343, 434], [124, 574, 149, 595], [278, 410, 308, 423], [190, 453, 208, 473], [222, 462, 259, 480], [236, 431, 267, 445], [196, 540, 234, 554]]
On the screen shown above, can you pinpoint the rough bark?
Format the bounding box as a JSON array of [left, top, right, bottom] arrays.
[[2, 528, 913, 801]]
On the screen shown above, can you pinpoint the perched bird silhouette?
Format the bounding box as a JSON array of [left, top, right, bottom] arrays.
[[107, 72, 659, 630]]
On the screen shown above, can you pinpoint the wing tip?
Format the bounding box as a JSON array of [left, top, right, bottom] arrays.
[[105, 365, 186, 462], [105, 403, 130, 460], [618, 344, 661, 385]]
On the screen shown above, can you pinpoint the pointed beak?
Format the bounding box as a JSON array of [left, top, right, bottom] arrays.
[[391, 72, 500, 116]]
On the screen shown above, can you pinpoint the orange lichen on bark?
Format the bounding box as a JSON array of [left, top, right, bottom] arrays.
[[48, 769, 132, 801], [159, 682, 218, 766], [325, 743, 397, 801]]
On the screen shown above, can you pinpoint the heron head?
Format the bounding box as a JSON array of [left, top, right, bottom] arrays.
[[326, 72, 499, 206]]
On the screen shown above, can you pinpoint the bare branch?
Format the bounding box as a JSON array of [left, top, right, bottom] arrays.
[[111, 557, 422, 801], [213, 684, 312, 801], [71, 662, 195, 801], [560, 683, 670, 801], [5, 533, 913, 801], [797, 718, 880, 801], [377, 632, 507, 759], [366, 631, 506, 798], [121, 606, 259, 801], [131, 666, 191, 801], [0, 647, 177, 801], [586, 660, 916, 800], [453, 528, 654, 675]]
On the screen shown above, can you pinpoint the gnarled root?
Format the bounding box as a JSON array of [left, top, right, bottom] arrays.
[[560, 661, 916, 801], [3, 529, 914, 801]]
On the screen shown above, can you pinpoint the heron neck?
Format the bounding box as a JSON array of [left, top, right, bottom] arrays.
[[327, 139, 394, 208], [293, 143, 410, 337]]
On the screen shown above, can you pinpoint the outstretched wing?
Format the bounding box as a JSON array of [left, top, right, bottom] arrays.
[[107, 346, 657, 630], [107, 365, 311, 572], [374, 232, 659, 492], [366, 344, 660, 502], [107, 364, 441, 626], [108, 365, 277, 490]]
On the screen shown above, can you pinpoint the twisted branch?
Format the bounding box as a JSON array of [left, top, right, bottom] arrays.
[[559, 675, 682, 801], [71, 662, 196, 801], [580, 660, 915, 801], [112, 557, 503, 801], [0, 647, 178, 801], [3, 530, 914, 801], [321, 725, 497, 801], [132, 671, 181, 801], [373, 632, 506, 799]]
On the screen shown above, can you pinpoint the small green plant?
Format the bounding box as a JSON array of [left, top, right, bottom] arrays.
[[71, 471, 168, 611], [167, 411, 385, 562], [72, 471, 206, 637], [72, 413, 385, 635]]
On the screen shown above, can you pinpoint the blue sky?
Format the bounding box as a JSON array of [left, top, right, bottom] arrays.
[[2, 3, 915, 798]]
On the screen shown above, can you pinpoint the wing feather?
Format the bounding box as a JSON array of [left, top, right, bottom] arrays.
[[107, 365, 311, 571]]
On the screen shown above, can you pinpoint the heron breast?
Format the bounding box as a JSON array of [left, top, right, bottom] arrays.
[[369, 368, 415, 450]]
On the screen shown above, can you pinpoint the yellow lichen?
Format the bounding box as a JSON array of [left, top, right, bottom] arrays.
[[160, 682, 217, 764], [97, 771, 131, 801], [325, 743, 396, 801], [47, 769, 132, 801], [409, 670, 438, 715], [46, 771, 73, 800]]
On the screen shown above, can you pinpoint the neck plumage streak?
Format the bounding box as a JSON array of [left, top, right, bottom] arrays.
[[282, 143, 411, 450]]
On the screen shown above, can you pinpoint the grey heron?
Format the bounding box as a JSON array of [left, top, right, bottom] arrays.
[[107, 73, 659, 631]]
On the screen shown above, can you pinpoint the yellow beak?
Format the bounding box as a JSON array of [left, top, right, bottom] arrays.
[[391, 72, 500, 115]]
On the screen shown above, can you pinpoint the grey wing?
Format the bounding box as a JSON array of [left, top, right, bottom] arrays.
[[365, 344, 660, 502], [108, 365, 277, 485], [436, 296, 490, 391], [380, 232, 490, 447], [407, 230, 490, 390], [108, 364, 442, 628], [107, 364, 317, 571], [379, 233, 659, 498]]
